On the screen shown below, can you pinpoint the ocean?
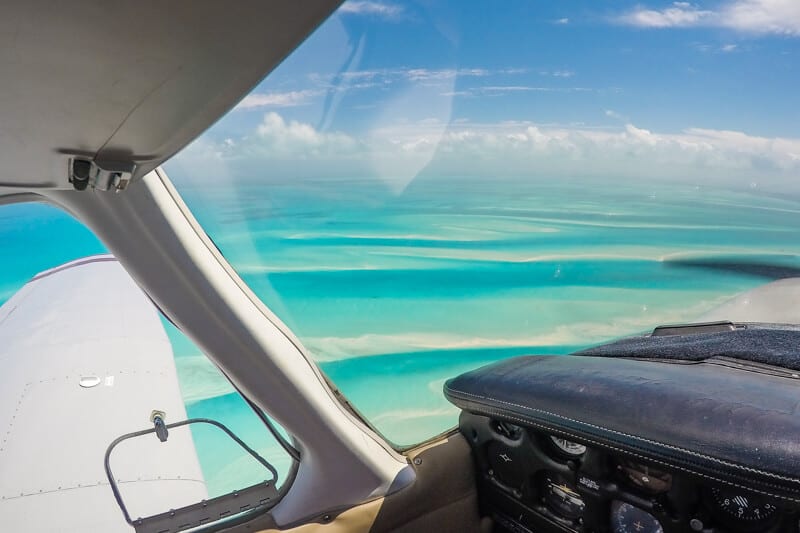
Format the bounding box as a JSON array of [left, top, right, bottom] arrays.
[[3, 176, 800, 495]]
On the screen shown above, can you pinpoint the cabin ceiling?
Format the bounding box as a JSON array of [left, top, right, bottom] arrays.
[[0, 0, 341, 195]]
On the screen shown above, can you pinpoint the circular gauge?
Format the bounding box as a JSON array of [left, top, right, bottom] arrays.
[[611, 501, 664, 533], [711, 487, 777, 525], [543, 474, 585, 520], [549, 435, 587, 458], [617, 460, 672, 494]]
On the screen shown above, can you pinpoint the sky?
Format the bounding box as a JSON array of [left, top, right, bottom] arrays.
[[171, 0, 800, 191]]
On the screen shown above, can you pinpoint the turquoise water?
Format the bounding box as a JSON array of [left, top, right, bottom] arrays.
[[3, 177, 800, 492], [172, 177, 800, 446]]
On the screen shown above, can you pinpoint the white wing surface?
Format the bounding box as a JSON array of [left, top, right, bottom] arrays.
[[0, 255, 206, 531]]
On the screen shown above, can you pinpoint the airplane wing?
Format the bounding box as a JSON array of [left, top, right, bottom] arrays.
[[0, 255, 206, 532]]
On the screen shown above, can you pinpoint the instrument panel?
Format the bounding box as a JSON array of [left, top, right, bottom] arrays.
[[460, 413, 799, 533]]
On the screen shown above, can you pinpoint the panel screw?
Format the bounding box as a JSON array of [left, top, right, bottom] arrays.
[[413, 457, 422, 466]]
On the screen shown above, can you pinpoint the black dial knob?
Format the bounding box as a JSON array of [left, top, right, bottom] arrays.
[[711, 487, 777, 527]]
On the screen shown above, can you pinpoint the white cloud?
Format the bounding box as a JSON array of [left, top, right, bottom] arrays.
[[237, 67, 513, 114], [343, 67, 491, 83], [183, 112, 800, 191], [618, 0, 800, 35], [555, 18, 570, 25], [693, 42, 742, 53], [309, 67, 527, 90], [443, 85, 592, 97], [720, 0, 800, 35], [339, 1, 403, 18], [252, 112, 358, 156], [404, 67, 490, 81], [539, 70, 576, 78], [620, 2, 712, 28], [236, 90, 320, 109]]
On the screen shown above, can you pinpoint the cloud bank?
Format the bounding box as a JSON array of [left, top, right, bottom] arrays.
[[177, 112, 800, 190]]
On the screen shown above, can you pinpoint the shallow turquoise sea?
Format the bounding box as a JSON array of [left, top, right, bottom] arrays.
[[3, 177, 800, 495]]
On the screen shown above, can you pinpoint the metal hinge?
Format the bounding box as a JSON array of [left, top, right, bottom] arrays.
[[69, 158, 136, 193]]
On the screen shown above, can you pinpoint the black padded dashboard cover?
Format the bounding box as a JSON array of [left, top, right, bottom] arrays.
[[444, 354, 800, 504], [576, 322, 800, 371]]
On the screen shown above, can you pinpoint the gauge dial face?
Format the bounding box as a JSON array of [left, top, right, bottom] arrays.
[[711, 487, 777, 524], [611, 501, 663, 533], [543, 474, 585, 520], [617, 460, 672, 494], [549, 435, 587, 457]]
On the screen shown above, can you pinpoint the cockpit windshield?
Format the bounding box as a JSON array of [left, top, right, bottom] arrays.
[[163, 0, 800, 445]]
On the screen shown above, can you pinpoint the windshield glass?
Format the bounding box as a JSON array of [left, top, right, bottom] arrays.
[[165, 0, 800, 445]]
